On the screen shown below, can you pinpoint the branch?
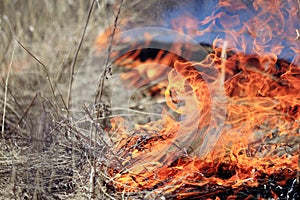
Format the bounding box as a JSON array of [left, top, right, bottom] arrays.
[[94, 0, 124, 105]]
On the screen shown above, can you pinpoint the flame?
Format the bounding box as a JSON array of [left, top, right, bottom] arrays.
[[96, 0, 300, 198]]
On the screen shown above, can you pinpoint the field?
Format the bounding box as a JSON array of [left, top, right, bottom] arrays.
[[0, 1, 119, 199]]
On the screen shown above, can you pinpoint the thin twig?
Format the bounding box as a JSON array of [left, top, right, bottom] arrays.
[[66, 0, 96, 116], [1, 41, 15, 138], [7, 93, 39, 135], [91, 1, 124, 196], [94, 0, 124, 104], [16, 40, 67, 110]]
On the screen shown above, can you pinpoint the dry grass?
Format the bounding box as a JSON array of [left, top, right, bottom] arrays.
[[0, 1, 173, 198], [0, 0, 124, 199]]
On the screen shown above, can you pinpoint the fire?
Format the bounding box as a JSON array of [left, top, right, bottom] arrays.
[[97, 0, 300, 198]]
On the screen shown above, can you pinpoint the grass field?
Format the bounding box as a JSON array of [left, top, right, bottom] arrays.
[[0, 1, 120, 199]]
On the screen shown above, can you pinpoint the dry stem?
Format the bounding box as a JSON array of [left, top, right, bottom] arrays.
[[66, 0, 96, 117], [1, 41, 14, 138]]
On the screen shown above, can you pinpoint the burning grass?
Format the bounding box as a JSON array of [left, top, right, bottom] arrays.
[[1, 0, 299, 199], [97, 0, 300, 199], [104, 54, 299, 199]]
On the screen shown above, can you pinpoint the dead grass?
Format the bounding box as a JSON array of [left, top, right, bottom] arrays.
[[0, 0, 123, 199]]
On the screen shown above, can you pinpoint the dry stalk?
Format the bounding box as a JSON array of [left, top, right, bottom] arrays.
[[7, 93, 39, 135], [88, 0, 124, 197], [94, 0, 124, 104], [66, 0, 96, 116], [1, 41, 14, 138], [15, 39, 67, 110]]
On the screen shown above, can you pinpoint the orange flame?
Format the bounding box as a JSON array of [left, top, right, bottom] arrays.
[[97, 0, 300, 198]]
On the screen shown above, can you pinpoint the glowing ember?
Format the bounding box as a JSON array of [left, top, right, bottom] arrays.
[[96, 0, 300, 198]]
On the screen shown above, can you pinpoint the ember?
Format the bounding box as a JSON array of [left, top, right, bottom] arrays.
[[97, 0, 300, 199]]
